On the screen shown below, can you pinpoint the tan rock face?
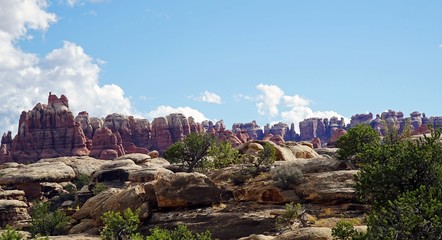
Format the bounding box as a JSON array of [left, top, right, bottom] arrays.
[[154, 172, 221, 208], [71, 185, 151, 226], [0, 161, 76, 185], [92, 159, 141, 182], [275, 227, 332, 240], [234, 181, 299, 204], [295, 170, 358, 204], [0, 199, 30, 228], [0, 190, 30, 228], [10, 94, 89, 163], [38, 156, 106, 177]]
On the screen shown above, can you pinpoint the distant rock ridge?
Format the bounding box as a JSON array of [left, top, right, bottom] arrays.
[[2, 93, 442, 162]]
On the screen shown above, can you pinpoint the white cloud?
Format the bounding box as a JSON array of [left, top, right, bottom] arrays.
[[251, 83, 348, 132], [439, 44, 442, 48], [0, 0, 134, 135], [256, 84, 284, 117], [147, 106, 208, 123], [192, 90, 222, 104]]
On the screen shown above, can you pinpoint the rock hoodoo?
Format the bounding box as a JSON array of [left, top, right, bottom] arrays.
[[10, 93, 89, 163]]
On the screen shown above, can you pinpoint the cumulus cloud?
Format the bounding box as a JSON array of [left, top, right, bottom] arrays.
[[252, 83, 348, 132], [147, 106, 208, 123], [0, 0, 134, 135], [192, 90, 222, 104], [256, 84, 284, 117]]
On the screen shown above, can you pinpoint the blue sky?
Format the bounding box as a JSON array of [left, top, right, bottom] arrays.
[[1, 0, 442, 135]]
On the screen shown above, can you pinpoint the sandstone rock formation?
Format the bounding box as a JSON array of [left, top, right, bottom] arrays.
[[10, 93, 89, 163], [71, 185, 151, 227], [232, 121, 264, 140], [151, 113, 203, 154], [154, 172, 221, 208], [0, 131, 13, 164], [89, 127, 124, 160], [349, 113, 373, 128], [103, 113, 151, 154], [295, 170, 358, 204], [0, 190, 30, 228], [264, 122, 298, 141], [299, 117, 345, 143]]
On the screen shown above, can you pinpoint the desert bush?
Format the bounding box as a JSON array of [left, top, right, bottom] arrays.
[[0, 225, 23, 240], [275, 202, 305, 230], [29, 201, 70, 237], [230, 171, 252, 185], [331, 221, 366, 240], [271, 163, 303, 189], [92, 182, 107, 195], [164, 133, 216, 172], [209, 141, 239, 168], [72, 174, 91, 190], [336, 124, 380, 166], [367, 185, 442, 239], [355, 127, 442, 238], [100, 208, 142, 240], [241, 142, 276, 173], [146, 225, 212, 240]]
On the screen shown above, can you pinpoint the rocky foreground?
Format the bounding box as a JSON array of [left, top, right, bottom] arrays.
[[0, 141, 367, 240]]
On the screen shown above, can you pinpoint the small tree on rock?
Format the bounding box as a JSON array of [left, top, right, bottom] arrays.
[[164, 133, 216, 172]]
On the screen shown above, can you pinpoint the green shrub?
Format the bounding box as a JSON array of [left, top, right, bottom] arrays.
[[164, 133, 216, 172], [367, 186, 442, 239], [241, 142, 276, 173], [209, 141, 239, 168], [336, 124, 380, 166], [29, 201, 70, 237], [100, 208, 141, 240], [92, 182, 107, 195], [72, 174, 91, 190], [146, 225, 212, 240], [331, 221, 366, 240], [271, 163, 303, 189], [0, 225, 23, 240], [275, 202, 304, 230]]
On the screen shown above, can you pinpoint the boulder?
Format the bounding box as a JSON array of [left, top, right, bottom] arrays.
[[295, 170, 358, 204], [0, 161, 75, 185], [275, 227, 332, 240], [0, 199, 30, 228], [128, 167, 173, 183], [154, 172, 221, 208], [148, 150, 159, 159], [71, 185, 150, 226], [38, 156, 105, 177], [115, 153, 151, 164], [234, 181, 299, 204], [92, 159, 141, 182]]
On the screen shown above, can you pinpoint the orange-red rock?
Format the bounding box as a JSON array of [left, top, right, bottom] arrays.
[[10, 93, 89, 163]]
